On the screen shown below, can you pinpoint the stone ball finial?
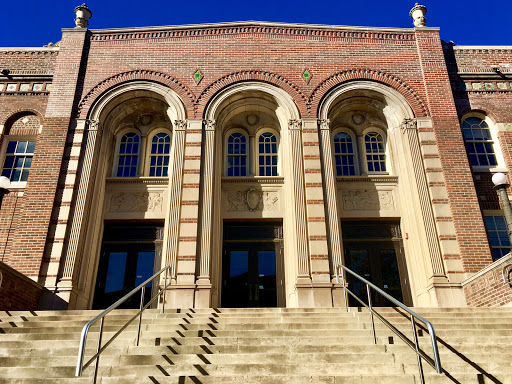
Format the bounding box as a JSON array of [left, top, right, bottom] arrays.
[[74, 3, 92, 28], [409, 3, 427, 27]]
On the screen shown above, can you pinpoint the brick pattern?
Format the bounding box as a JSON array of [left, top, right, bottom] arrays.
[[6, 30, 87, 279], [464, 266, 512, 307], [416, 30, 493, 273], [0, 50, 58, 76], [0, 261, 43, 310], [5, 112, 40, 136]]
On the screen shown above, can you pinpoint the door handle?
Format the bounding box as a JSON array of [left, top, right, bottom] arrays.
[[255, 285, 259, 301], [248, 284, 253, 301]]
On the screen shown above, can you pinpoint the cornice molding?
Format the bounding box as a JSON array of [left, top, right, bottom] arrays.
[[87, 21, 418, 43]]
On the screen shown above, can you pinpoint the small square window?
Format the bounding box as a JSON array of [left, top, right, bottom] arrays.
[[19, 83, 30, 92]]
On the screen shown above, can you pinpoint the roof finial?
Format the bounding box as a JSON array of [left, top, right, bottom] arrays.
[[409, 3, 427, 27], [74, 3, 92, 28]]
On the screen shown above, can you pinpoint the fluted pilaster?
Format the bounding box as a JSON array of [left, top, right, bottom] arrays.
[[401, 118, 445, 276], [289, 119, 310, 277], [164, 120, 187, 280], [318, 119, 344, 273], [198, 120, 216, 280], [61, 119, 100, 281]]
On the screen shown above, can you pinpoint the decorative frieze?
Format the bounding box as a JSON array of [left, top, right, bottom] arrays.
[[341, 190, 394, 211], [110, 191, 164, 212]]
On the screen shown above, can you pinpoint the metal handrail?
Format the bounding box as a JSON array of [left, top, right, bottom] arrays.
[[76, 264, 171, 383], [335, 264, 442, 384]]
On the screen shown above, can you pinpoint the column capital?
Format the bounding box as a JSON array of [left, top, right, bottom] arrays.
[[174, 119, 188, 131], [85, 119, 99, 131], [400, 118, 417, 133], [288, 119, 302, 131], [203, 119, 216, 131], [318, 119, 331, 131]]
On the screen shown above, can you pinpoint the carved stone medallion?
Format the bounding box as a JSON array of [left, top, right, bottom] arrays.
[[226, 189, 279, 212], [352, 113, 365, 125]]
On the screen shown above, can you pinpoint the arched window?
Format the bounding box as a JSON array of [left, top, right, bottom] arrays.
[[364, 131, 386, 173], [462, 117, 497, 167], [258, 132, 278, 176], [227, 132, 247, 176], [149, 132, 171, 177], [333, 131, 356, 176], [116, 132, 140, 177], [1, 112, 39, 184]]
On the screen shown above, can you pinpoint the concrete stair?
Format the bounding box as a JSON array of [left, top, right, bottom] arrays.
[[0, 307, 511, 383]]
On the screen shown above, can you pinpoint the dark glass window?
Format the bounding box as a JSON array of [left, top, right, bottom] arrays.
[[484, 215, 511, 261], [149, 132, 171, 177], [333, 132, 356, 176], [227, 133, 247, 176], [258, 132, 278, 176], [116, 132, 140, 177], [365, 132, 386, 172], [462, 117, 497, 167], [1, 140, 36, 182]]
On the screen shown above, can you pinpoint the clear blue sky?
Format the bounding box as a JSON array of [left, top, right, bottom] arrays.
[[1, 0, 511, 47]]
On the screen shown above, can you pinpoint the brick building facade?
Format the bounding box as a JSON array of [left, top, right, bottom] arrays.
[[0, 5, 511, 310]]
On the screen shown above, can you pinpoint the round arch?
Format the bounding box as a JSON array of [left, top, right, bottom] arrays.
[[86, 80, 187, 125], [204, 81, 301, 129], [318, 80, 416, 130]]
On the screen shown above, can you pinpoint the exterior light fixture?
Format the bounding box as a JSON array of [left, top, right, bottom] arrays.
[[492, 172, 512, 246]]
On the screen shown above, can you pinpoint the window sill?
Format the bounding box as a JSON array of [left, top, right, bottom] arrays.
[[3, 181, 27, 190], [222, 176, 284, 184], [106, 177, 169, 185], [471, 166, 508, 173], [336, 175, 398, 184]]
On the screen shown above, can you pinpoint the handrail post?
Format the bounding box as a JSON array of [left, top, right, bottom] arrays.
[[411, 315, 425, 384], [92, 317, 104, 384], [427, 323, 442, 374], [136, 286, 145, 346], [162, 267, 168, 314], [366, 283, 376, 344], [342, 268, 348, 312]]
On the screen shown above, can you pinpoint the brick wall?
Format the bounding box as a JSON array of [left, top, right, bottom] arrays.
[[0, 261, 43, 310], [463, 253, 512, 307]]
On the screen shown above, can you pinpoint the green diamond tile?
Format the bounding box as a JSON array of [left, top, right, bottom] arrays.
[[302, 69, 312, 84], [193, 69, 203, 84]]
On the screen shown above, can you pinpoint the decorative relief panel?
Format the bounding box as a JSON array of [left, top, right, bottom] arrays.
[[341, 190, 394, 211], [225, 189, 279, 212], [110, 191, 163, 212]]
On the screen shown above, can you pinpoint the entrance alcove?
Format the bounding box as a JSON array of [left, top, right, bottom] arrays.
[[202, 82, 301, 308], [319, 81, 446, 307], [66, 81, 186, 310]]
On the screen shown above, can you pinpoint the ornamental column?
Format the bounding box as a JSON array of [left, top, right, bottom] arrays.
[[289, 120, 310, 278], [163, 120, 187, 282], [57, 119, 101, 305], [318, 119, 344, 276], [195, 119, 216, 306], [401, 118, 445, 277]]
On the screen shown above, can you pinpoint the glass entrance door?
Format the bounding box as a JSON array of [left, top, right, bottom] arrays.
[[342, 221, 411, 307], [94, 245, 155, 309], [222, 221, 283, 308], [93, 223, 163, 309], [222, 243, 277, 307], [344, 243, 404, 306]]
